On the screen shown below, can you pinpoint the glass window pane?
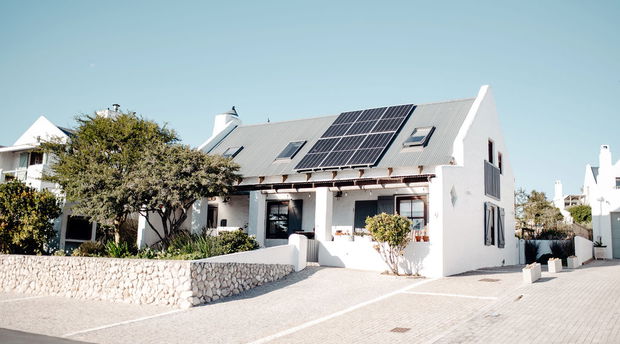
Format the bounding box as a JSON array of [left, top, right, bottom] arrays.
[[411, 200, 424, 218], [399, 200, 412, 217], [411, 219, 424, 231]]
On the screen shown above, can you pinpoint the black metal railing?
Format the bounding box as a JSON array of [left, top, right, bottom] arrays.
[[484, 161, 501, 199]]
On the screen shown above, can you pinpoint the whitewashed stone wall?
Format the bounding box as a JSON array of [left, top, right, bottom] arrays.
[[0, 255, 293, 308]]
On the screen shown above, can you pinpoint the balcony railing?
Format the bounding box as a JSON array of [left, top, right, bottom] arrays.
[[0, 169, 27, 183], [484, 161, 501, 199]]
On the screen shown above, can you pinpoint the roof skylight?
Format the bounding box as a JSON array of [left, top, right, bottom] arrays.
[[222, 146, 243, 158], [403, 127, 435, 147], [275, 141, 306, 160]]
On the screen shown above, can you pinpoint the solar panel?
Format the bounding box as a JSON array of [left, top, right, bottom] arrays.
[[294, 104, 415, 171]]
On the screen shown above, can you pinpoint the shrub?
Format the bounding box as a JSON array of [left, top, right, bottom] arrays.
[[0, 181, 62, 254], [567, 205, 592, 224], [535, 229, 572, 240], [365, 213, 413, 275], [217, 230, 259, 255], [52, 250, 67, 256], [72, 241, 105, 257], [524, 240, 539, 264], [550, 239, 575, 265], [105, 241, 134, 258]]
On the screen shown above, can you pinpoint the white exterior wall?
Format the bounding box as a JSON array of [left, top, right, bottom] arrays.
[[214, 195, 250, 230], [583, 146, 620, 258], [438, 86, 517, 276]]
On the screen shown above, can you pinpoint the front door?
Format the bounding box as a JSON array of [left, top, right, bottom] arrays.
[[612, 212, 620, 258]]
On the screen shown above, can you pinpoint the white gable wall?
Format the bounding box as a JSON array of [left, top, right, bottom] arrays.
[[438, 86, 517, 276], [13, 116, 69, 146]]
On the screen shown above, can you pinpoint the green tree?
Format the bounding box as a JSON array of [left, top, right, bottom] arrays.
[[567, 205, 592, 224], [42, 112, 177, 243], [0, 181, 62, 254], [130, 143, 240, 244], [520, 190, 564, 231], [365, 213, 413, 275]]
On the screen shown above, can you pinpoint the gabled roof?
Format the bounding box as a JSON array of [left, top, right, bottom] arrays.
[[208, 97, 475, 177]]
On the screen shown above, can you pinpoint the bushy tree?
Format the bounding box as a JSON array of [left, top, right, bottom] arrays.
[[42, 112, 177, 243], [516, 190, 563, 232], [365, 213, 412, 275], [567, 205, 592, 224], [130, 143, 240, 244], [0, 181, 62, 254]]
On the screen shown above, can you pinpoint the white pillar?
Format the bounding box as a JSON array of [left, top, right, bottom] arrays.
[[189, 198, 209, 234], [137, 213, 148, 249], [248, 191, 266, 247], [315, 187, 333, 242]]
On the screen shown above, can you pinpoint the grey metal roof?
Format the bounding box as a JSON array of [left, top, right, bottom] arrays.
[[208, 98, 475, 177], [591, 166, 599, 183]]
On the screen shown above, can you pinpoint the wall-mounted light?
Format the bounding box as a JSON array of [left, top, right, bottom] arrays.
[[335, 191, 343, 199]]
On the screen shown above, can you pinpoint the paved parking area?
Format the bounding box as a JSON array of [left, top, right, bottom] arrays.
[[1, 261, 619, 343]]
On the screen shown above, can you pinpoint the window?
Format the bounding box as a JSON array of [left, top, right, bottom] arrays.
[[65, 216, 93, 241], [222, 146, 243, 158], [29, 152, 43, 166], [267, 201, 289, 239], [403, 127, 435, 147], [18, 152, 29, 169], [498, 152, 503, 174], [276, 141, 306, 160], [488, 140, 494, 164], [484, 202, 505, 248], [397, 196, 427, 232], [616, 178, 620, 189]]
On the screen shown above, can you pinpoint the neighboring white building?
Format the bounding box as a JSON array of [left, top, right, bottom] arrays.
[[0, 116, 97, 250], [581, 145, 620, 258], [553, 180, 585, 224], [142, 85, 516, 277]]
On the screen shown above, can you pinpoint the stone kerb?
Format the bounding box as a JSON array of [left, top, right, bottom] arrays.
[[0, 254, 294, 309]]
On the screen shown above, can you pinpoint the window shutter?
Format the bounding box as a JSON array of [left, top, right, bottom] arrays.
[[287, 199, 303, 234], [498, 207, 505, 248], [484, 202, 493, 246]]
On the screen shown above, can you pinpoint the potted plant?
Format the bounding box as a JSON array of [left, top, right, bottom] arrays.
[[594, 240, 607, 260], [567, 255, 580, 269], [547, 257, 562, 273], [422, 229, 429, 242], [334, 230, 353, 242], [522, 262, 541, 283], [414, 230, 422, 242]]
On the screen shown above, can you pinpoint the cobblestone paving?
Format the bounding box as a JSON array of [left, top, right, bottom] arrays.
[[2, 261, 619, 344]]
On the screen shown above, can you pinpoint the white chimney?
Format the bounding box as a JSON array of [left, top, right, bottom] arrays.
[[212, 106, 241, 137], [96, 104, 122, 118], [599, 145, 612, 168], [554, 180, 563, 201], [598, 145, 615, 189]]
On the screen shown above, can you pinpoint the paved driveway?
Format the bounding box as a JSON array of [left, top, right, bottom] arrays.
[[1, 261, 619, 343]]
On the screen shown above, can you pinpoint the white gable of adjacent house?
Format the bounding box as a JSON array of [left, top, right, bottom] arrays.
[[13, 116, 69, 146]]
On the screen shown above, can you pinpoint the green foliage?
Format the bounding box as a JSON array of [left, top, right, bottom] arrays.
[[567, 205, 592, 224], [41, 112, 178, 243], [0, 181, 62, 254], [524, 240, 539, 264], [536, 253, 554, 265], [52, 250, 67, 256], [365, 213, 413, 275], [535, 228, 573, 240], [72, 241, 105, 257], [105, 241, 134, 258], [129, 143, 240, 244], [516, 189, 564, 232], [217, 230, 260, 254]]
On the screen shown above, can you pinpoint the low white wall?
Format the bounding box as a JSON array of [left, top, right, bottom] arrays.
[[318, 240, 436, 277], [203, 234, 308, 272], [575, 236, 593, 265]]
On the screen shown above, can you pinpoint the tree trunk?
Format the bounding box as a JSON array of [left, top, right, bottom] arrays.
[[113, 218, 122, 244]]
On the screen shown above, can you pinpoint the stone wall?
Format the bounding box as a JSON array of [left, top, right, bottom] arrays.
[[0, 255, 293, 308]]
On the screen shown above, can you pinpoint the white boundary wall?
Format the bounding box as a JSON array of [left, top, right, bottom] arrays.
[[203, 234, 308, 272], [574, 236, 593, 265]]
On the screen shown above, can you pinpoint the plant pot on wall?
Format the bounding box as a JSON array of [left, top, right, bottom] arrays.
[[422, 236, 429, 242]]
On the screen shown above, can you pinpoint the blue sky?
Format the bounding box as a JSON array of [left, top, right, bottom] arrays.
[[1, 0, 618, 196]]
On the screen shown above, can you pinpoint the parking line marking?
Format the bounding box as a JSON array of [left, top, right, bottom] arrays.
[[474, 269, 518, 274], [401, 291, 498, 300], [0, 295, 46, 303], [246, 278, 436, 344], [62, 309, 184, 338]]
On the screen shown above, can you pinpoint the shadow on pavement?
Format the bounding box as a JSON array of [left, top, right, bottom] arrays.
[[0, 328, 90, 344]]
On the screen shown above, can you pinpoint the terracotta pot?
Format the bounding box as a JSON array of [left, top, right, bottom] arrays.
[[423, 236, 429, 242], [415, 236, 422, 242]]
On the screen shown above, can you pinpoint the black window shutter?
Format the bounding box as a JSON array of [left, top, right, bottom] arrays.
[[377, 196, 394, 214], [354, 200, 378, 230], [497, 207, 505, 248], [288, 199, 303, 234]]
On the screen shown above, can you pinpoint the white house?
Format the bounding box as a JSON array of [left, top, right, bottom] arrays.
[[581, 145, 620, 258], [0, 116, 97, 250], [144, 85, 516, 277], [552, 180, 585, 224]]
